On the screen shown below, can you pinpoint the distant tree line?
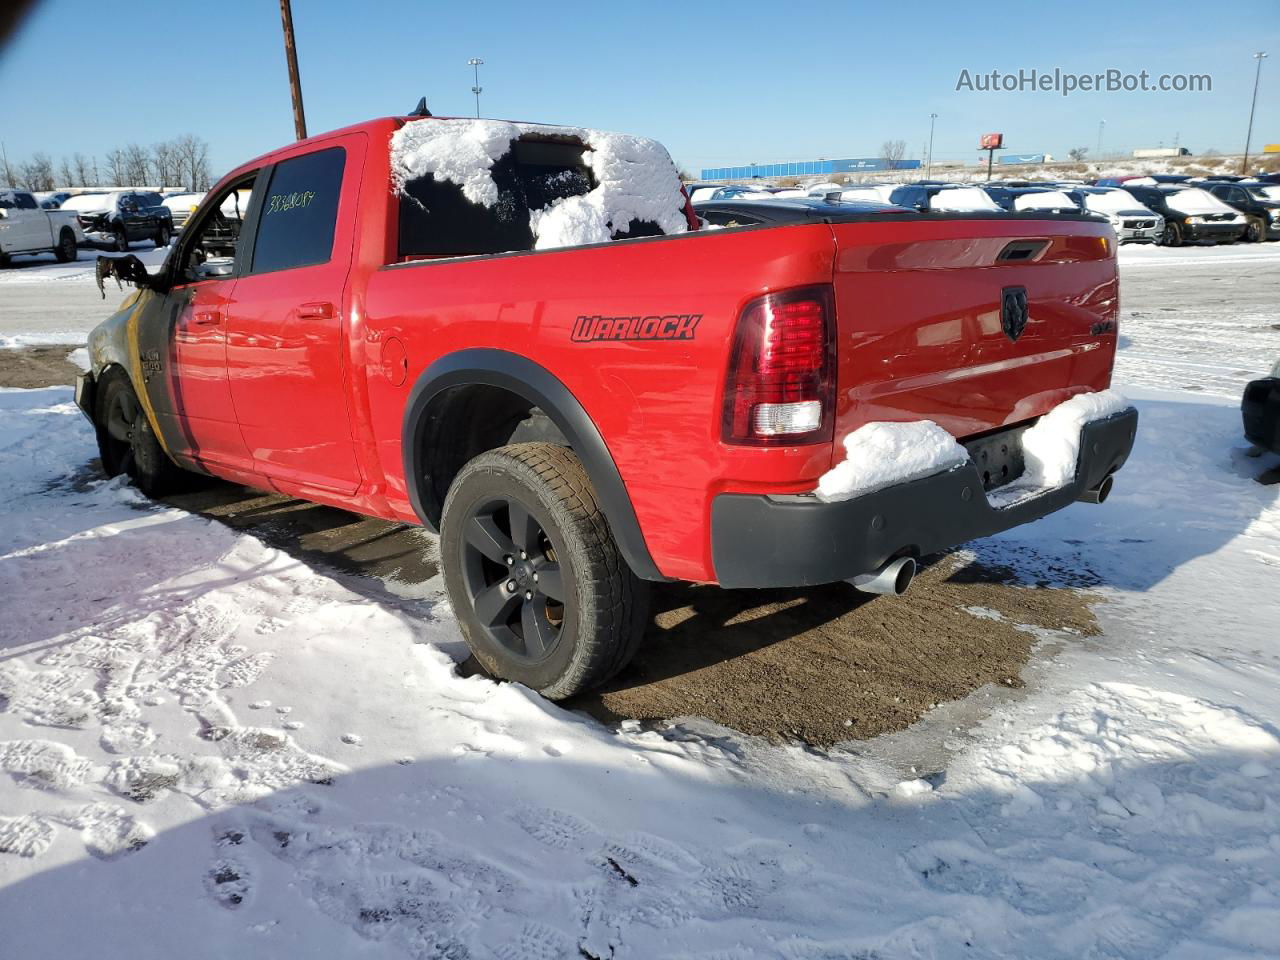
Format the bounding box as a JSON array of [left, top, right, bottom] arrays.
[[1, 135, 213, 193]]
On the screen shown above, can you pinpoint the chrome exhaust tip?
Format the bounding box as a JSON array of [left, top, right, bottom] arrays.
[[1078, 473, 1115, 505], [852, 556, 917, 596]]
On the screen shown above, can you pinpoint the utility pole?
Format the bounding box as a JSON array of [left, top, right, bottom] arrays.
[[926, 113, 938, 180], [1242, 51, 1268, 175], [468, 58, 484, 119], [1096, 119, 1105, 159], [278, 0, 308, 141]]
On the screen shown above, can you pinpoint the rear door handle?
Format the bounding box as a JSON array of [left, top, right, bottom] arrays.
[[193, 309, 222, 326], [297, 301, 335, 319]]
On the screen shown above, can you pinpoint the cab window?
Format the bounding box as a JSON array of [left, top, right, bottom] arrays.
[[175, 175, 259, 283], [249, 147, 345, 274]]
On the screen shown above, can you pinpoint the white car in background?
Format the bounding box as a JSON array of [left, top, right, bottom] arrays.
[[1069, 187, 1164, 244], [163, 192, 205, 231], [0, 188, 85, 265]]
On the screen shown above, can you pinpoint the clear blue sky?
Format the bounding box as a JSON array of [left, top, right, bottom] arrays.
[[1, 0, 1277, 178]]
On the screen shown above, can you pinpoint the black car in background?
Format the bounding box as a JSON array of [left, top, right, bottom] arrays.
[[1125, 186, 1247, 246], [983, 186, 1085, 215], [1198, 181, 1280, 241], [1243, 359, 1280, 456], [77, 191, 174, 251]]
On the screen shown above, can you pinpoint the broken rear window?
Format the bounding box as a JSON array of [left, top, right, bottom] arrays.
[[398, 138, 599, 258], [391, 119, 689, 261]]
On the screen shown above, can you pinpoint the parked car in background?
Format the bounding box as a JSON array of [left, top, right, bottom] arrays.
[[984, 186, 1084, 215], [162, 192, 205, 232], [1198, 181, 1280, 242], [0, 188, 85, 265], [35, 190, 73, 209], [1242, 358, 1280, 455], [1067, 187, 1164, 244], [1126, 186, 1248, 246], [63, 190, 174, 251], [889, 184, 1002, 212]]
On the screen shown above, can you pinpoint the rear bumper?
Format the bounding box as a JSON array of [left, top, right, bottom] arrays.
[[710, 408, 1139, 588], [1243, 377, 1280, 454]]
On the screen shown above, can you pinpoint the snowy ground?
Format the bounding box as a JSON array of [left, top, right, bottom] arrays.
[[1, 243, 1279, 958]]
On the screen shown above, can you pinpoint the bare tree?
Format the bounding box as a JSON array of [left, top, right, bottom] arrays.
[[150, 140, 181, 189], [72, 153, 94, 187], [58, 156, 74, 187], [174, 134, 212, 191], [105, 148, 128, 187], [18, 153, 55, 191], [122, 143, 150, 186], [0, 147, 16, 188], [1068, 146, 1089, 162], [881, 139, 907, 170]]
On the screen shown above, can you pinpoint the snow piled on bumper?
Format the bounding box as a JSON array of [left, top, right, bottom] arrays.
[[816, 389, 1131, 506], [815, 420, 968, 503], [988, 388, 1131, 508]]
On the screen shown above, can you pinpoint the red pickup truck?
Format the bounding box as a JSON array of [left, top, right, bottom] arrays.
[[77, 113, 1137, 698]]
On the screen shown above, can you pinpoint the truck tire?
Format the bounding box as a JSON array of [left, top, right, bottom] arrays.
[[155, 224, 171, 248], [114, 227, 129, 252], [94, 373, 185, 498], [54, 228, 77, 263], [1245, 218, 1264, 243], [0, 252, 9, 268], [440, 443, 649, 699], [1160, 223, 1183, 247]]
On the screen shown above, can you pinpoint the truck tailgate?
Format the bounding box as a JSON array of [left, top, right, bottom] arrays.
[[828, 217, 1118, 441]]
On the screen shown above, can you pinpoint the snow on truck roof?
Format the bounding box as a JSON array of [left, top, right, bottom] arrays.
[[389, 118, 689, 250]]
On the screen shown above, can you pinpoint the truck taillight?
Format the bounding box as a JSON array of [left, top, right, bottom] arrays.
[[722, 285, 835, 446]]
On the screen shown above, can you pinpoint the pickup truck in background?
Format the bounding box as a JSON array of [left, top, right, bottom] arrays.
[[75, 113, 1137, 699], [62, 190, 174, 251], [0, 188, 84, 265]]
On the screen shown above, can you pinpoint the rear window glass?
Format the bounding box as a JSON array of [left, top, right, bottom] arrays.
[[251, 146, 345, 274], [397, 137, 663, 259], [399, 139, 586, 258]]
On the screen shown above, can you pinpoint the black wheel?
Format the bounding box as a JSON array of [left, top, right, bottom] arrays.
[[1246, 218, 1265, 243], [94, 374, 184, 497], [0, 252, 9, 268], [440, 443, 649, 699], [54, 229, 77, 263], [155, 224, 171, 248], [1160, 223, 1183, 247], [114, 227, 129, 252]]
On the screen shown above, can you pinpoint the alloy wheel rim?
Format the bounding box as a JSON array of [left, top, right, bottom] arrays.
[[459, 495, 566, 662]]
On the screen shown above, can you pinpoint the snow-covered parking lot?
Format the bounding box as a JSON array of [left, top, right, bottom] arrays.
[[1, 243, 1279, 958]]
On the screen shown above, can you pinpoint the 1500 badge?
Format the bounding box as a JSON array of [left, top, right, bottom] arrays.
[[571, 314, 700, 343]]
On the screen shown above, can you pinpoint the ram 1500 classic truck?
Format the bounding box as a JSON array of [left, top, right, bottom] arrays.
[[75, 113, 1138, 698], [0, 188, 84, 265]]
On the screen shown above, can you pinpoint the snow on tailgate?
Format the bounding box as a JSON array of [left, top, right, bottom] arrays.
[[390, 118, 689, 250]]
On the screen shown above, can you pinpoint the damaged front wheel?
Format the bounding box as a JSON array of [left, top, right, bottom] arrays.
[[94, 374, 184, 497]]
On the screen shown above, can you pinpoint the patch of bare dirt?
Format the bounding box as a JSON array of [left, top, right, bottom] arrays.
[[570, 553, 1099, 748], [0, 345, 81, 389]]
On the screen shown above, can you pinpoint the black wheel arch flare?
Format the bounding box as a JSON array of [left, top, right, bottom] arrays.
[[402, 349, 667, 582]]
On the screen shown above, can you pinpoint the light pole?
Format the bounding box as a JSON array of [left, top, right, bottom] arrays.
[[1242, 51, 1268, 175], [468, 57, 484, 119], [1096, 119, 1105, 159], [926, 113, 938, 180]]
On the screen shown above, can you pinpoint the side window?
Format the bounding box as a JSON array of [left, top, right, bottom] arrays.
[[250, 147, 345, 274], [176, 174, 259, 282], [16, 192, 38, 210]]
